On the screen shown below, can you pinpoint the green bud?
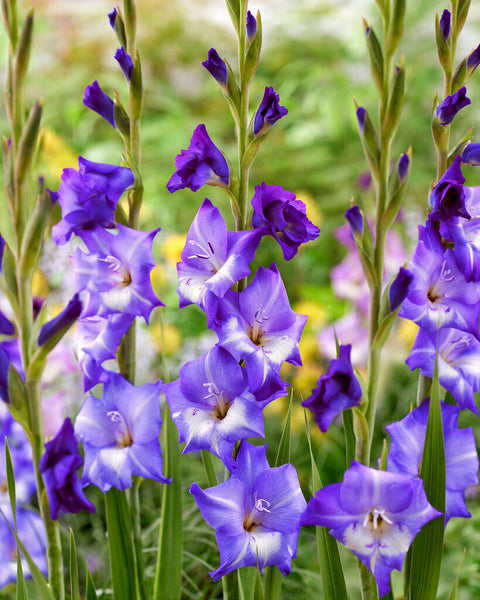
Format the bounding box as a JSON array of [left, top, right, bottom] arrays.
[[112, 6, 127, 49], [18, 190, 52, 277], [242, 10, 262, 85], [383, 60, 405, 138], [451, 57, 467, 92], [456, 0, 471, 35], [386, 0, 406, 55], [382, 148, 411, 231], [1, 0, 19, 49], [379, 439, 388, 471], [356, 103, 380, 180], [8, 363, 28, 417], [224, 58, 241, 114], [129, 51, 143, 121], [435, 13, 451, 74], [2, 136, 14, 219], [123, 0, 137, 53], [225, 0, 240, 34], [113, 89, 130, 138], [14, 100, 42, 185], [1, 241, 18, 307], [13, 8, 33, 91], [448, 127, 473, 163], [364, 20, 384, 94]]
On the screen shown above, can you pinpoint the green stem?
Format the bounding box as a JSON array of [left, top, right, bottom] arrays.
[[359, 562, 379, 600]]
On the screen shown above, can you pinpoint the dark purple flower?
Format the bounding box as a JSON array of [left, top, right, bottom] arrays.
[[436, 87, 471, 126], [467, 44, 480, 72], [190, 440, 306, 580], [0, 234, 4, 271], [75, 374, 171, 491], [163, 345, 264, 470], [114, 47, 134, 82], [301, 462, 441, 597], [356, 107, 366, 132], [51, 156, 134, 245], [440, 10, 451, 41], [345, 205, 363, 237], [246, 11, 257, 39], [177, 198, 263, 325], [167, 124, 229, 193], [461, 143, 480, 166], [83, 81, 116, 128], [302, 344, 362, 432], [39, 418, 96, 520], [398, 152, 409, 181], [386, 399, 479, 523], [428, 155, 469, 222], [0, 310, 14, 336], [202, 49, 227, 87], [251, 183, 320, 260], [389, 266, 413, 311], [108, 8, 117, 29], [253, 87, 288, 137], [38, 293, 82, 347]]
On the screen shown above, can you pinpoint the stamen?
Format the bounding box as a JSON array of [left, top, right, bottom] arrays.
[[107, 410, 133, 447]]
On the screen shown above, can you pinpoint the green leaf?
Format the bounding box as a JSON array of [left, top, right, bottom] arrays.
[[69, 529, 80, 600], [304, 412, 348, 600], [16, 552, 29, 600], [201, 449, 219, 487], [264, 566, 282, 600], [275, 391, 292, 467], [105, 488, 138, 600], [448, 549, 466, 600], [85, 565, 98, 600], [153, 406, 182, 600], [342, 409, 355, 469], [254, 566, 265, 600]]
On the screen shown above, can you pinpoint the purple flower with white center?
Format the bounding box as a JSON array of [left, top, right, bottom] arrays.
[[386, 399, 479, 524], [167, 124, 229, 193], [202, 49, 228, 87], [83, 80, 116, 128], [246, 11, 257, 39], [436, 87, 471, 126], [51, 157, 134, 245], [177, 198, 263, 326], [253, 87, 288, 137], [77, 313, 134, 392], [114, 47, 134, 81], [72, 224, 164, 322], [428, 155, 469, 222], [300, 461, 441, 597], [251, 183, 320, 260], [38, 293, 82, 347], [406, 327, 480, 413], [389, 267, 413, 311], [163, 346, 264, 470], [440, 212, 480, 282], [190, 440, 306, 580], [214, 263, 307, 402], [302, 344, 362, 433], [399, 222, 480, 334], [39, 418, 96, 520], [440, 9, 451, 41], [75, 373, 171, 492]]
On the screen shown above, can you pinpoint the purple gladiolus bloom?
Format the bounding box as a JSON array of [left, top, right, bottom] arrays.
[[345, 205, 363, 236], [253, 87, 288, 137], [398, 152, 409, 181], [440, 10, 451, 41], [114, 47, 134, 81], [75, 373, 171, 492], [167, 124, 229, 193], [51, 157, 134, 245], [386, 399, 479, 523], [301, 462, 441, 597], [163, 346, 265, 470], [467, 44, 480, 71], [108, 8, 117, 28], [302, 344, 362, 432], [177, 198, 263, 325], [202, 49, 228, 87], [251, 183, 320, 260], [72, 224, 164, 322], [190, 440, 306, 580], [246, 11, 257, 39], [406, 327, 480, 413], [389, 267, 413, 311], [399, 222, 480, 334], [38, 293, 82, 346], [428, 155, 469, 222], [39, 418, 96, 520], [0, 310, 14, 336], [436, 87, 470, 126], [461, 143, 480, 166], [356, 107, 366, 132], [214, 263, 307, 402], [83, 80, 116, 128]]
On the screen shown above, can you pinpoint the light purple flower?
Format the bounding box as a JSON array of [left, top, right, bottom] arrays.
[[428, 155, 469, 222], [202, 49, 227, 87], [177, 198, 263, 325], [251, 183, 320, 260], [72, 224, 164, 322], [302, 344, 362, 432], [301, 462, 441, 597], [436, 87, 470, 126], [51, 157, 134, 245], [253, 87, 288, 137], [190, 440, 306, 580], [214, 263, 307, 402], [406, 327, 480, 413], [75, 373, 171, 492], [318, 312, 369, 368], [163, 345, 264, 470], [83, 81, 116, 128], [386, 399, 479, 523], [39, 418, 96, 520], [167, 124, 229, 193]]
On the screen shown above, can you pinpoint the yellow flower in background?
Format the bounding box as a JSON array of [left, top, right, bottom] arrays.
[[39, 128, 78, 180], [397, 318, 419, 349], [149, 321, 181, 355], [295, 191, 322, 229], [161, 233, 187, 269], [33, 269, 49, 298]]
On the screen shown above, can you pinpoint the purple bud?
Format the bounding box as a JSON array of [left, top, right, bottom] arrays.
[[467, 44, 480, 71], [202, 49, 228, 87], [398, 153, 409, 181], [114, 47, 134, 82], [83, 81, 116, 128], [345, 205, 363, 236], [390, 267, 413, 311], [38, 293, 82, 347], [247, 11, 257, 40], [253, 87, 288, 136], [46, 188, 58, 206], [108, 9, 117, 29], [33, 297, 45, 321], [436, 87, 471, 126], [0, 234, 4, 272], [356, 107, 366, 133], [461, 143, 480, 165], [440, 10, 451, 41]]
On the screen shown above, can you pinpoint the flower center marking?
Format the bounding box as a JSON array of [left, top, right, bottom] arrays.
[[203, 382, 231, 420], [363, 508, 393, 533], [103, 256, 132, 287], [107, 410, 133, 447], [243, 492, 272, 531], [250, 304, 270, 345]]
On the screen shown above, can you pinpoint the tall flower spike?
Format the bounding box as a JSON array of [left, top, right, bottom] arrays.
[[301, 462, 442, 597], [190, 441, 306, 580]]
